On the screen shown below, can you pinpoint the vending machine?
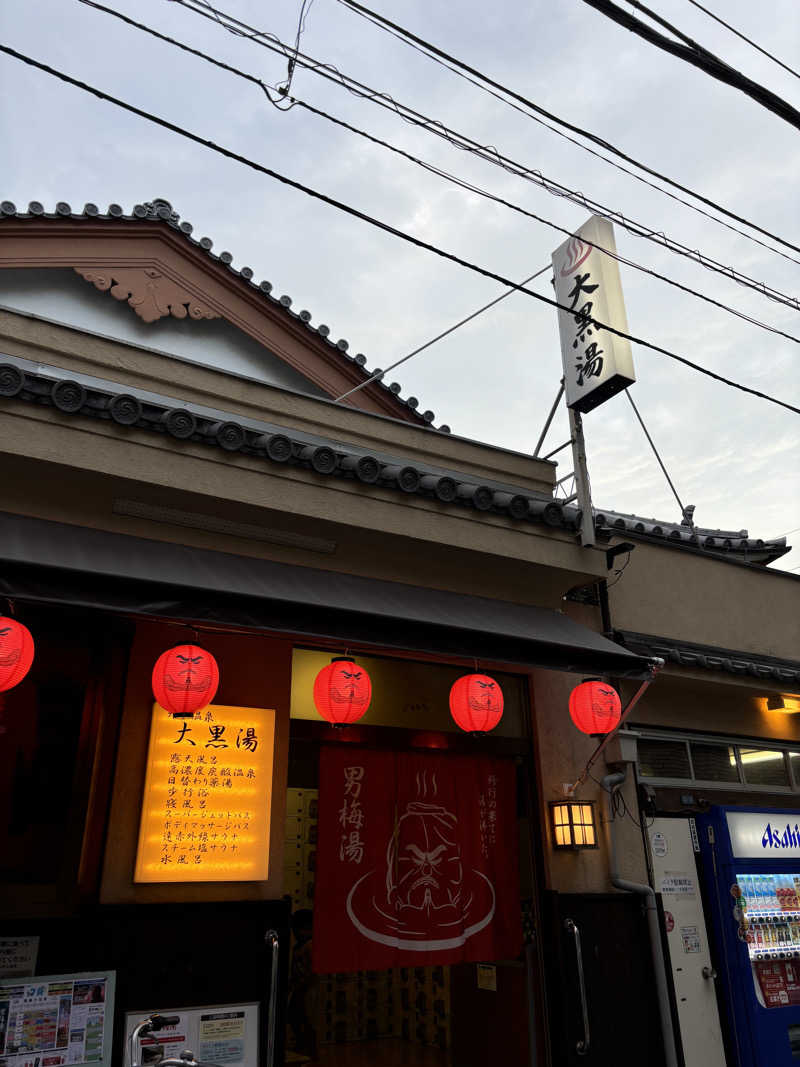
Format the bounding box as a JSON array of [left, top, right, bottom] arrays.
[[697, 806, 800, 1066]]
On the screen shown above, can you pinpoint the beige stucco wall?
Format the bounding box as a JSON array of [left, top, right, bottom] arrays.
[[532, 607, 650, 893], [607, 535, 799, 662], [624, 672, 800, 746], [0, 309, 556, 495], [0, 308, 608, 598]]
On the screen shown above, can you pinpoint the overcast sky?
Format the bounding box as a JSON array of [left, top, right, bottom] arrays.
[[1, 0, 798, 571]]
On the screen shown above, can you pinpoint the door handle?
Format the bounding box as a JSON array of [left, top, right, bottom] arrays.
[[702, 965, 717, 981], [564, 918, 590, 1056]]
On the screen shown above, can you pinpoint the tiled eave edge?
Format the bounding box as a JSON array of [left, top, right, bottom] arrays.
[[0, 363, 572, 530], [615, 630, 800, 686]]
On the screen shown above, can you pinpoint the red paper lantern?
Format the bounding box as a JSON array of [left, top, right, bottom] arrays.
[[449, 673, 504, 733], [0, 617, 35, 693], [569, 680, 622, 735], [313, 658, 372, 725], [152, 644, 219, 717]]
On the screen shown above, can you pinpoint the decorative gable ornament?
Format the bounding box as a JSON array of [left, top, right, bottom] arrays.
[[75, 266, 219, 323]]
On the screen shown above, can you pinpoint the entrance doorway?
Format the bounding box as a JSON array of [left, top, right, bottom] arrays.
[[283, 648, 542, 1067]]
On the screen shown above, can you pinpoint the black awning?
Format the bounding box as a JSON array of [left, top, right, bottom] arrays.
[[0, 511, 653, 677]]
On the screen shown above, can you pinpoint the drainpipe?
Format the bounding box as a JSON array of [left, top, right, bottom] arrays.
[[602, 766, 679, 1067]]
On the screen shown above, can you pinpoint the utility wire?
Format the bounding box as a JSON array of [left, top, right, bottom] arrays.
[[278, 0, 317, 96], [70, 0, 800, 341], [294, 98, 800, 343], [584, 0, 800, 129], [165, 0, 800, 302], [334, 0, 800, 255], [680, 0, 800, 82], [4, 43, 798, 418], [625, 390, 695, 530], [334, 263, 552, 402]]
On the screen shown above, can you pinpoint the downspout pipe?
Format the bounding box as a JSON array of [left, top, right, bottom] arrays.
[[603, 767, 679, 1067]]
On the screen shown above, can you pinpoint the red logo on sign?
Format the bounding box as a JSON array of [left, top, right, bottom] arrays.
[[559, 236, 592, 276]]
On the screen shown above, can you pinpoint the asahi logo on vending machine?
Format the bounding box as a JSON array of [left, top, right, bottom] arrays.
[[551, 216, 636, 413]]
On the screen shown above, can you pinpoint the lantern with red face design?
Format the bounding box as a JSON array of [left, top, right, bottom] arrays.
[[449, 673, 504, 733], [313, 658, 372, 725], [152, 644, 219, 717], [0, 617, 35, 694], [569, 679, 622, 735]]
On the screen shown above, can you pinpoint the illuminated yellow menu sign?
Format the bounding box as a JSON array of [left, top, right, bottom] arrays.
[[135, 704, 275, 883]]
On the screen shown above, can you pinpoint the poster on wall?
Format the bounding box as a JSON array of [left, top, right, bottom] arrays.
[[313, 749, 522, 972], [0, 970, 115, 1067], [0, 938, 39, 979], [123, 1004, 258, 1067]]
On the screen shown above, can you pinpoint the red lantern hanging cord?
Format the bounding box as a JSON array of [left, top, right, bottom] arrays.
[[449, 673, 504, 733], [152, 644, 220, 717], [313, 658, 372, 725]]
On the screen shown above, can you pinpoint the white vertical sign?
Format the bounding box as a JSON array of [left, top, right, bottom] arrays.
[[552, 215, 636, 412]]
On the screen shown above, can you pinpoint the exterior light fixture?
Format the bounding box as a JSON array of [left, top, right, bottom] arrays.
[[569, 679, 622, 736], [152, 644, 220, 717], [0, 617, 35, 695], [549, 800, 598, 850], [765, 694, 800, 713], [449, 673, 504, 733], [313, 658, 372, 725]]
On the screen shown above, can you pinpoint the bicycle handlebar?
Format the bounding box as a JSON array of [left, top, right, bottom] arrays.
[[149, 1015, 181, 1031]]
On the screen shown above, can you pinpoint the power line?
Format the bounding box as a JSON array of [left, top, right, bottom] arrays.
[[292, 98, 800, 344], [334, 264, 552, 402], [583, 0, 800, 129], [160, 0, 800, 314], [681, 0, 800, 82], [70, 0, 800, 342], [334, 0, 800, 257], [166, 0, 800, 297], [3, 42, 798, 418]]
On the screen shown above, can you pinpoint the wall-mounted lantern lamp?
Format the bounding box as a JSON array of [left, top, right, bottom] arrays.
[[549, 800, 598, 850], [765, 694, 800, 714]]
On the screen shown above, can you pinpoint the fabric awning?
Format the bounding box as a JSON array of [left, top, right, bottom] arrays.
[[0, 511, 653, 677]]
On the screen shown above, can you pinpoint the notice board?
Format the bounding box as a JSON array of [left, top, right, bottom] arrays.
[[123, 1003, 259, 1067], [0, 970, 115, 1067]]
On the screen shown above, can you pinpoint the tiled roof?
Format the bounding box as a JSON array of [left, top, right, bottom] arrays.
[[616, 631, 800, 684], [0, 197, 446, 430], [0, 361, 570, 530], [594, 507, 789, 565]]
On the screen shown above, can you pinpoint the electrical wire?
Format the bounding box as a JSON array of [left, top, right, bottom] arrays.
[[164, 0, 800, 303], [276, 0, 317, 97], [334, 0, 800, 255], [334, 263, 552, 402], [582, 0, 800, 129], [71, 0, 800, 343], [4, 42, 798, 418], [681, 0, 800, 82], [292, 97, 800, 343]]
